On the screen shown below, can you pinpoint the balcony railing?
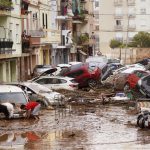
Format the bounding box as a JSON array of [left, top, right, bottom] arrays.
[[114, 14, 123, 19], [127, 0, 135, 6], [128, 25, 136, 30], [0, 0, 13, 11], [114, 25, 123, 31], [27, 30, 45, 37], [0, 38, 14, 54], [114, 0, 123, 6]]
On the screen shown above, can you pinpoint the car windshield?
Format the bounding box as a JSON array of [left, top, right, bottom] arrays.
[[0, 92, 27, 104]]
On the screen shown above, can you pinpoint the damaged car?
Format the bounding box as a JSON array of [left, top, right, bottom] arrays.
[[58, 63, 101, 89], [9, 82, 66, 107], [137, 75, 150, 98]]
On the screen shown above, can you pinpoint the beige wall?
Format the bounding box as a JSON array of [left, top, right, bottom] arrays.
[[110, 48, 150, 64]]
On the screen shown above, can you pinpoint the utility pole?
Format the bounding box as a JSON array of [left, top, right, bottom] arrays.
[[125, 14, 130, 65]]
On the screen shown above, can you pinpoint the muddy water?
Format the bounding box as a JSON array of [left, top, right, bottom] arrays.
[[0, 105, 150, 150]]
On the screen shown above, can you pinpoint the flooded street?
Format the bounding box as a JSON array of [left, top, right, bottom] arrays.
[[1, 102, 150, 150]]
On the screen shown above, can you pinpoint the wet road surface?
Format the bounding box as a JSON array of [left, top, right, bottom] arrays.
[[0, 103, 150, 150]]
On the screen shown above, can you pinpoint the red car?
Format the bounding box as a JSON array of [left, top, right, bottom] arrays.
[[58, 63, 101, 88], [124, 70, 149, 91]]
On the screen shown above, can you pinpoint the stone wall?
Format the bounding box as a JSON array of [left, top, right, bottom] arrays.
[[110, 48, 150, 65]]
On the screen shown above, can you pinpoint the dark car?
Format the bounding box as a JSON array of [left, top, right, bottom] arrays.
[[137, 75, 150, 97], [124, 70, 149, 91], [58, 63, 101, 88], [32, 65, 53, 77]]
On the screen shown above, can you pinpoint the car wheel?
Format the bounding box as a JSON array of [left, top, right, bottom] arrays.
[[88, 79, 98, 89], [137, 116, 145, 129], [124, 83, 130, 92], [137, 115, 144, 127]]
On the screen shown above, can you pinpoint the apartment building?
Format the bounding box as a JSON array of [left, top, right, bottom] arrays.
[[72, 0, 95, 61], [93, 0, 100, 55], [99, 0, 150, 58], [0, 0, 22, 82]]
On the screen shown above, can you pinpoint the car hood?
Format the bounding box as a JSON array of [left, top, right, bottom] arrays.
[[39, 91, 65, 102]]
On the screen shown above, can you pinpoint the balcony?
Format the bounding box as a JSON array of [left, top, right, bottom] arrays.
[[22, 35, 30, 53], [28, 30, 45, 38], [114, 25, 123, 31], [128, 25, 136, 31], [21, 0, 30, 15], [114, 14, 123, 19], [0, 38, 14, 54], [127, 0, 135, 6], [114, 0, 123, 6], [81, 0, 87, 3], [0, 0, 13, 16]]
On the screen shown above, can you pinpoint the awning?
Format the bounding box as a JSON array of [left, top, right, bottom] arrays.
[[78, 50, 87, 56], [56, 46, 66, 49], [72, 20, 83, 24], [56, 16, 68, 20]]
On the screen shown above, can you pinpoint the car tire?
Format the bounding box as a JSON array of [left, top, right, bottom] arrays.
[[137, 116, 145, 129], [88, 79, 98, 89], [124, 83, 130, 92]]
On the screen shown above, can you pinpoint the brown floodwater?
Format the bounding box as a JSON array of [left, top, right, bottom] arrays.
[[0, 104, 150, 150]]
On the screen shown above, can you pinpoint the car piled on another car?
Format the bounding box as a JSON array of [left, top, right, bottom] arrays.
[[58, 63, 101, 89]]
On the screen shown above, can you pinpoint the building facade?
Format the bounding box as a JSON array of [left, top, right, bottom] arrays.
[[99, 0, 150, 58], [0, 0, 22, 82]]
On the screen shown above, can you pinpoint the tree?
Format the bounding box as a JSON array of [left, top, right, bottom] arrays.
[[130, 32, 150, 48], [109, 39, 122, 49], [109, 39, 124, 60]]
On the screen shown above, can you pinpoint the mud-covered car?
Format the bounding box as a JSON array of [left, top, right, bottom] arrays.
[[0, 85, 28, 119], [9, 82, 66, 107], [124, 70, 149, 92], [138, 75, 150, 98], [113, 68, 146, 91]]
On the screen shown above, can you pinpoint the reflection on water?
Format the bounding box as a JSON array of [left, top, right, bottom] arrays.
[[1, 106, 150, 149]]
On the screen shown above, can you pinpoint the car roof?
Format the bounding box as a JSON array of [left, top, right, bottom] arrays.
[[0, 85, 24, 93]]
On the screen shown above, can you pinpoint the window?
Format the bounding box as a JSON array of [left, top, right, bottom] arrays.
[[45, 14, 48, 29], [42, 13, 45, 28], [36, 79, 47, 84], [16, 24, 19, 43], [67, 70, 84, 78], [140, 19, 146, 26], [60, 79, 67, 83], [95, 25, 99, 31], [140, 8, 146, 14], [116, 20, 122, 25], [115, 32, 123, 41], [95, 1, 99, 7], [115, 7, 123, 16], [9, 23, 13, 40]]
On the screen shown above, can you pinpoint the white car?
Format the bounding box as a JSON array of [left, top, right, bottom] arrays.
[[0, 85, 28, 118], [33, 76, 79, 91], [9, 82, 66, 106]]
